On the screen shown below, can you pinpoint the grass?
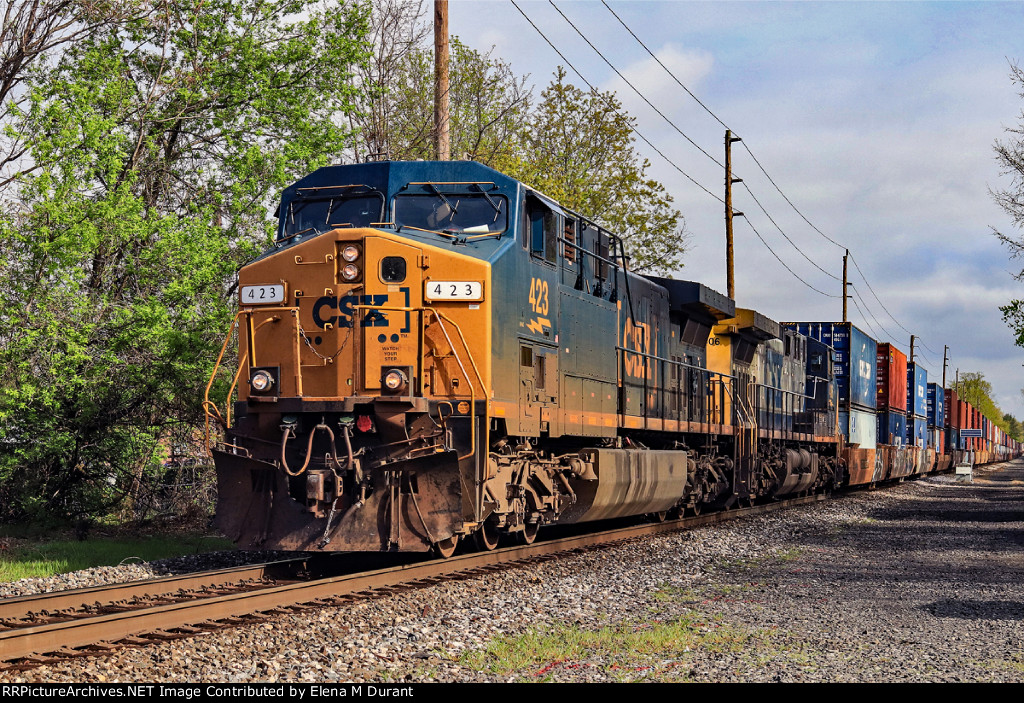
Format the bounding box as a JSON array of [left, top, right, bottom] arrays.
[[456, 614, 777, 682], [0, 533, 235, 581]]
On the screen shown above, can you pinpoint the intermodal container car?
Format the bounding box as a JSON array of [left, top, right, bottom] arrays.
[[792, 322, 876, 410], [927, 383, 945, 428], [907, 363, 927, 418], [877, 343, 908, 412], [877, 409, 907, 446]]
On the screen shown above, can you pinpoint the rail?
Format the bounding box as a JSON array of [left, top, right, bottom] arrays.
[[616, 345, 734, 429]]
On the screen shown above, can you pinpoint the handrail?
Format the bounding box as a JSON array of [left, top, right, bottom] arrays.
[[203, 308, 291, 455], [203, 313, 242, 455], [204, 299, 488, 464]]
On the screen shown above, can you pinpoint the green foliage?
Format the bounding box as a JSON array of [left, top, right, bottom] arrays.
[[0, 0, 370, 522], [383, 37, 532, 164], [352, 5, 688, 275], [497, 68, 688, 275], [0, 533, 235, 582], [995, 62, 1024, 345], [457, 615, 773, 682], [957, 372, 1022, 440]]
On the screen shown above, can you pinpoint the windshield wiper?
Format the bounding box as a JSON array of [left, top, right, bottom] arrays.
[[472, 183, 501, 218], [427, 182, 457, 215]]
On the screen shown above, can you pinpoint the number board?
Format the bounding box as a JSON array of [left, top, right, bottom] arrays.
[[240, 284, 285, 305], [425, 281, 484, 301]]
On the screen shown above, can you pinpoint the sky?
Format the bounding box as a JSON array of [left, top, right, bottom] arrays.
[[450, 0, 1024, 418]]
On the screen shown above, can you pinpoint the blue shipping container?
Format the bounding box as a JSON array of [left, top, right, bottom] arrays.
[[908, 416, 927, 448], [907, 363, 927, 419], [927, 383, 945, 428], [785, 322, 877, 410], [877, 410, 907, 446], [839, 408, 877, 449]]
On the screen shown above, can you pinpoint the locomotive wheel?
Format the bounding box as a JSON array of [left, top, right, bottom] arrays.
[[519, 522, 540, 545], [690, 502, 702, 516], [651, 511, 669, 523], [433, 535, 459, 559], [473, 521, 500, 551]]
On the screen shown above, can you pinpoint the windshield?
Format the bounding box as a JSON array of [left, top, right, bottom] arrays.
[[281, 193, 385, 239], [394, 193, 508, 236]]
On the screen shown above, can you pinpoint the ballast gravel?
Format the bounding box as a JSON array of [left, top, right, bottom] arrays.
[[2, 460, 1023, 683]]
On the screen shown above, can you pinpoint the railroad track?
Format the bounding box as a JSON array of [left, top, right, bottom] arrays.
[[0, 494, 825, 670]]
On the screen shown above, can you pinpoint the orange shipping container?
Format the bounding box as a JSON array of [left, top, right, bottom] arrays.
[[876, 343, 908, 412]]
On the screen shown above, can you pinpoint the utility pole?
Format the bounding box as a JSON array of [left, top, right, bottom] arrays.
[[724, 130, 742, 300], [910, 335, 915, 364], [434, 0, 450, 161], [942, 345, 948, 388], [842, 250, 849, 323]]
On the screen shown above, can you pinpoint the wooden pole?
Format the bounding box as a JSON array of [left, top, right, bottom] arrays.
[[842, 250, 848, 323], [724, 130, 742, 300], [434, 0, 450, 161]]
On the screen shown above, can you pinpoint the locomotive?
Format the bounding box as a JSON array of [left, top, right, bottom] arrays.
[[204, 160, 1013, 557]]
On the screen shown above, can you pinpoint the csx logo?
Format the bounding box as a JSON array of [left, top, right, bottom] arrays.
[[623, 319, 653, 378], [313, 294, 389, 329]]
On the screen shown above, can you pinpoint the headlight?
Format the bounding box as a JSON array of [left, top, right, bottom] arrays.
[[251, 370, 274, 392], [341, 263, 360, 281], [342, 245, 360, 262], [383, 369, 408, 393]]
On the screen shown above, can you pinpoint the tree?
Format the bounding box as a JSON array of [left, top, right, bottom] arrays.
[[957, 372, 1020, 439], [0, 0, 371, 521], [994, 61, 1024, 345], [0, 0, 139, 191], [347, 0, 431, 163], [498, 68, 688, 275], [347, 0, 531, 165]]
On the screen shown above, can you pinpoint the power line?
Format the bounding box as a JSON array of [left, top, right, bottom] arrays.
[[550, 0, 843, 294], [850, 295, 881, 339], [848, 253, 915, 338], [740, 182, 841, 282], [740, 217, 840, 299], [549, 1, 724, 169], [509, 0, 723, 205], [851, 286, 897, 342], [600, 0, 928, 338], [601, 0, 729, 130]]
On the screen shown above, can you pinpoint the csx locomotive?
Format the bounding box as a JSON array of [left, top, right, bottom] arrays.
[[204, 160, 1004, 557]]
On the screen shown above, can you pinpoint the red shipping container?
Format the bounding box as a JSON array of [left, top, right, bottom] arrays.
[[876, 343, 908, 412], [944, 388, 959, 429]]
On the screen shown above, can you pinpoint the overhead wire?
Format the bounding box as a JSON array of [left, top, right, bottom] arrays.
[[509, 0, 724, 205], [740, 217, 840, 299], [549, 1, 724, 169], [598, 0, 930, 339], [740, 181, 842, 282], [544, 0, 839, 300], [848, 295, 880, 339]]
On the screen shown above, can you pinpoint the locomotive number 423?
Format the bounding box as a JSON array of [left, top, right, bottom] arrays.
[[528, 277, 549, 315], [425, 280, 483, 301]]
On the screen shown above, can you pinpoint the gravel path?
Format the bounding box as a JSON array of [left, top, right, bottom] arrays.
[[2, 460, 1022, 683]]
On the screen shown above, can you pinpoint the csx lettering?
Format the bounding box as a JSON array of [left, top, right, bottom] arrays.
[[313, 294, 389, 329], [528, 277, 549, 315], [623, 319, 653, 378]]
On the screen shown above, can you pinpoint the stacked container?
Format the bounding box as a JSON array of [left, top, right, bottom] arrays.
[[785, 322, 877, 447], [906, 362, 928, 448], [927, 382, 945, 451], [876, 343, 907, 445]]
